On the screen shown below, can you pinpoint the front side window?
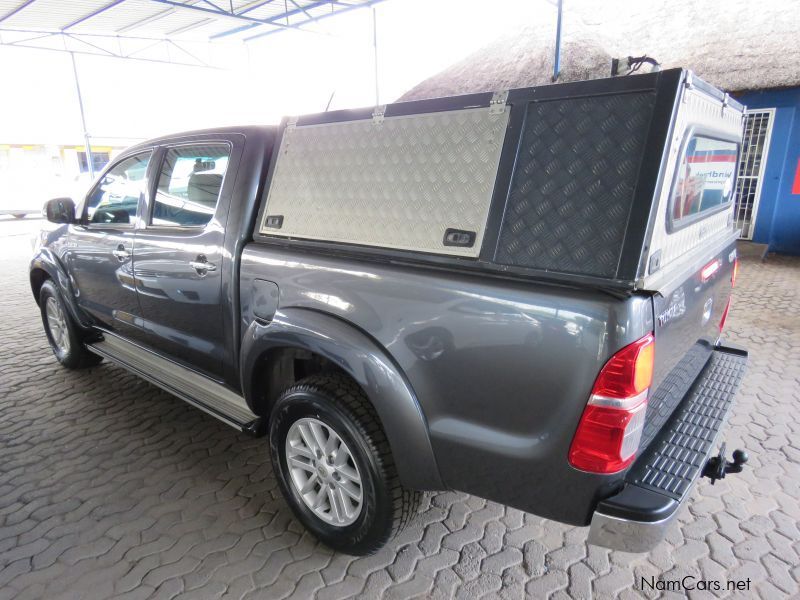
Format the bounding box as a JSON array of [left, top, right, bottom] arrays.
[[671, 136, 738, 226], [85, 152, 151, 225], [152, 144, 230, 228]]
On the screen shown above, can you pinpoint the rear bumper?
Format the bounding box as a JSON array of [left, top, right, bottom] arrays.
[[588, 344, 748, 552]]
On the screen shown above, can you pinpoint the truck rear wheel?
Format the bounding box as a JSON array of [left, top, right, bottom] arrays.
[[39, 280, 103, 369], [269, 373, 420, 555]]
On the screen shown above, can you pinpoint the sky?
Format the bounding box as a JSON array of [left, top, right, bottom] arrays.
[[0, 0, 555, 146]]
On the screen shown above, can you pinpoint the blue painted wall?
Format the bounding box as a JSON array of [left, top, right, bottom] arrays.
[[736, 88, 800, 255]]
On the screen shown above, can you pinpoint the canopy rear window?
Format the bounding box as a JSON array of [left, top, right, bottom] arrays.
[[670, 136, 738, 228]]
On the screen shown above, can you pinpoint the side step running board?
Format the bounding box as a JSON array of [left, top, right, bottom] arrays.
[[87, 333, 262, 435]]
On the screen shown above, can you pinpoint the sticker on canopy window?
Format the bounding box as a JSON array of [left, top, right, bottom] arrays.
[[671, 136, 738, 225]]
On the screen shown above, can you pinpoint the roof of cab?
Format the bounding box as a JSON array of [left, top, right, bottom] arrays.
[[125, 125, 277, 154]]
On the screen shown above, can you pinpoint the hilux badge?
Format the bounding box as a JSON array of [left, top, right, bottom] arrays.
[[657, 287, 686, 327], [702, 298, 713, 325]]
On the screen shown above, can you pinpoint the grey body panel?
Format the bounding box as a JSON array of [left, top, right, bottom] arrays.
[[132, 134, 246, 380], [30, 234, 94, 331], [640, 233, 737, 449], [65, 148, 155, 338], [239, 306, 444, 491], [238, 245, 654, 523], [67, 225, 140, 332]]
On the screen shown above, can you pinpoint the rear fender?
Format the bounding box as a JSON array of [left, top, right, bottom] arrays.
[[240, 307, 444, 491]]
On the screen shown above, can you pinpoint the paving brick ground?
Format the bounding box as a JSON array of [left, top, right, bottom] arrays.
[[1, 218, 799, 599]]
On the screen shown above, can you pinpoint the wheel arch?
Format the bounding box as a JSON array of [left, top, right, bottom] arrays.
[[29, 266, 50, 304], [30, 249, 93, 331], [241, 307, 444, 491]]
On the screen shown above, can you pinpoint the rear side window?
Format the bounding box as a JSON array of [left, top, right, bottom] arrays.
[[152, 144, 230, 227], [670, 136, 738, 227], [85, 152, 151, 226]]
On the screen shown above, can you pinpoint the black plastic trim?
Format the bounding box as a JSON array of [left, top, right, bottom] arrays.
[[251, 236, 638, 292], [506, 70, 661, 104], [265, 214, 284, 229], [295, 91, 495, 127], [615, 68, 683, 281], [595, 484, 680, 523], [442, 228, 476, 247]]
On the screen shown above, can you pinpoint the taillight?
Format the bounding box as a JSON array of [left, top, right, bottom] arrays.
[[731, 257, 739, 288], [568, 333, 654, 473], [719, 297, 731, 333]]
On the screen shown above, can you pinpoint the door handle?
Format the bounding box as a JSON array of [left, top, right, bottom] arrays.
[[190, 255, 217, 274], [112, 245, 130, 261]]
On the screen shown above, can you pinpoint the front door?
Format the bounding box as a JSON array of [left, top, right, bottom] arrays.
[[68, 151, 152, 333], [133, 141, 235, 380]]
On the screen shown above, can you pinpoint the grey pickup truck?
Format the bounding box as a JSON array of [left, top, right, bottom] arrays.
[[31, 68, 748, 555]]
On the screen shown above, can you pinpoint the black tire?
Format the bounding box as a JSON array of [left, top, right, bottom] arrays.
[[39, 280, 103, 370], [269, 373, 420, 555]]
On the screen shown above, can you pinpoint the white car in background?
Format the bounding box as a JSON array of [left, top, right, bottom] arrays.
[[0, 173, 94, 218]]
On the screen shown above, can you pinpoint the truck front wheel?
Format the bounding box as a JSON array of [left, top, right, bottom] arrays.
[[39, 280, 103, 369], [269, 373, 420, 555]]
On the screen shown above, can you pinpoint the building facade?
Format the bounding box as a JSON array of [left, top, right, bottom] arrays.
[[735, 89, 800, 255]]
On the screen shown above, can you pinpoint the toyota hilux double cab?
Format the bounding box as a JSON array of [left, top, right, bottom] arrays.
[[31, 69, 748, 555]]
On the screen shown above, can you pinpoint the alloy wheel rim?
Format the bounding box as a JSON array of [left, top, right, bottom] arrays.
[[45, 296, 70, 355], [285, 417, 363, 527]]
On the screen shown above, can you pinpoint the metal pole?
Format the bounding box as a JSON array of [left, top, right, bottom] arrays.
[[552, 0, 563, 82], [70, 51, 94, 178], [372, 6, 379, 105]]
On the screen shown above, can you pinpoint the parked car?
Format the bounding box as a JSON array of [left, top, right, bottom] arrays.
[[30, 69, 748, 555]]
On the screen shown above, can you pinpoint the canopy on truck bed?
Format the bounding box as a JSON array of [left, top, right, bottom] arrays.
[[254, 69, 744, 291]]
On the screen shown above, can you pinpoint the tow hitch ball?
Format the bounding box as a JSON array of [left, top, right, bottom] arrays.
[[702, 443, 748, 484]]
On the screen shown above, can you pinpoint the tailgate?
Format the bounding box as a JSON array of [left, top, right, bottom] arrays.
[[641, 235, 738, 450]]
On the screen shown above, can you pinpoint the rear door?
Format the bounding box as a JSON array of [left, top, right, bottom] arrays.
[[68, 151, 152, 333], [133, 139, 239, 380]]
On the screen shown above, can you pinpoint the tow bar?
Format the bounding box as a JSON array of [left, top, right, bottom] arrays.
[[702, 443, 748, 484]]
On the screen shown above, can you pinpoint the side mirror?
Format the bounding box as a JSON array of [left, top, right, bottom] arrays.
[[44, 197, 76, 224]]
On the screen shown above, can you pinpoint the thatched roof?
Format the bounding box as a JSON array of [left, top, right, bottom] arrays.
[[399, 0, 800, 101]]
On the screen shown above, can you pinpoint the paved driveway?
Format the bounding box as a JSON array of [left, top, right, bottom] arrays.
[[1, 218, 798, 599]]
